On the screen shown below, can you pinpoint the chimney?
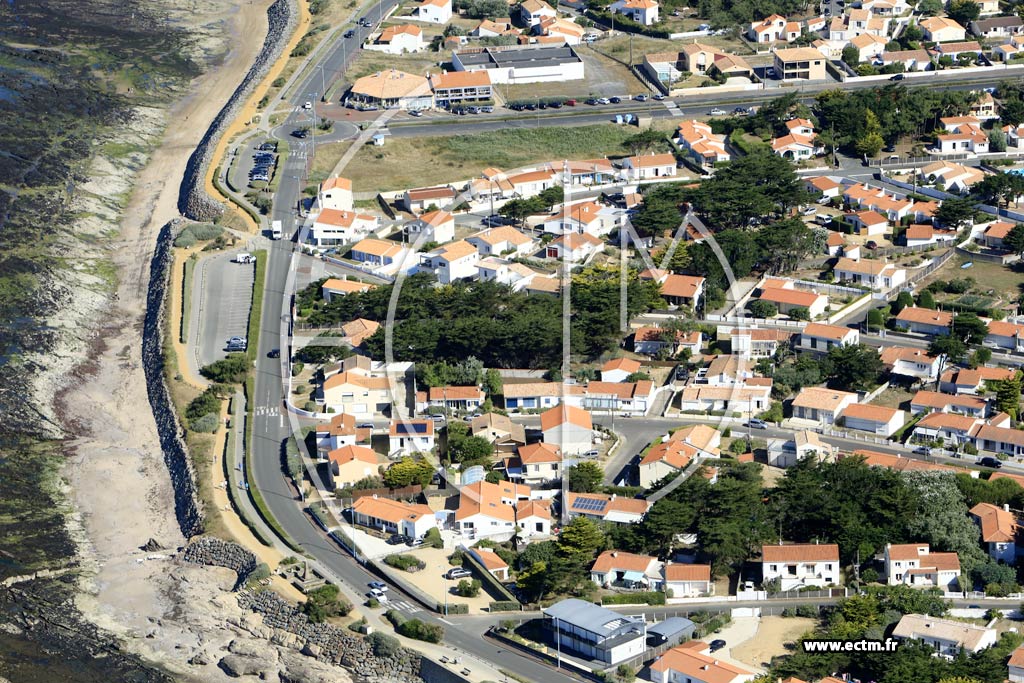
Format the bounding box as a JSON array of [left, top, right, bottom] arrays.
[[1005, 504, 1011, 512]]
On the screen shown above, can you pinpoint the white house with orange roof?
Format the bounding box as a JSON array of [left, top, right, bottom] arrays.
[[660, 274, 705, 309], [367, 24, 424, 54], [921, 16, 967, 41], [935, 121, 989, 155], [767, 430, 837, 468], [400, 185, 457, 213], [417, 0, 452, 23], [350, 238, 413, 275], [507, 168, 558, 198], [986, 320, 1024, 352], [639, 439, 698, 488], [1009, 644, 1024, 682], [621, 152, 677, 181], [748, 14, 798, 42], [833, 257, 906, 290], [454, 480, 534, 540], [317, 176, 353, 211], [476, 258, 538, 291], [883, 543, 961, 590], [467, 226, 535, 257], [940, 366, 1017, 395], [545, 232, 604, 264], [315, 413, 372, 453], [841, 403, 905, 437], [910, 390, 988, 418], [763, 543, 840, 590], [911, 412, 983, 448], [894, 306, 952, 336], [804, 175, 843, 199], [799, 323, 859, 352], [515, 499, 552, 537], [590, 550, 662, 588], [609, 0, 659, 24], [792, 387, 857, 425], [516, 0, 556, 26], [419, 240, 479, 284], [388, 419, 436, 453], [351, 495, 438, 540], [850, 32, 888, 60], [981, 221, 1017, 250], [538, 16, 585, 43], [404, 209, 455, 244], [515, 442, 562, 484], [541, 200, 604, 235], [880, 346, 941, 381], [325, 444, 380, 488], [468, 546, 510, 581], [969, 502, 1018, 563], [663, 564, 713, 597], [583, 380, 655, 414], [425, 385, 484, 412], [849, 209, 888, 236], [904, 224, 957, 248], [321, 278, 376, 302], [650, 642, 757, 683], [319, 372, 392, 414], [541, 404, 593, 455], [755, 282, 828, 318], [633, 326, 703, 357], [675, 119, 731, 169], [601, 357, 642, 383], [340, 318, 380, 347], [311, 208, 378, 246]]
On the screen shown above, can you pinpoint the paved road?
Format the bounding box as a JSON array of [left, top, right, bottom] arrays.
[[193, 251, 254, 368]]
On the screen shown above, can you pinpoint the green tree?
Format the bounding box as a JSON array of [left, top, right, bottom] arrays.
[[383, 458, 434, 488], [933, 197, 977, 229], [566, 461, 604, 492], [929, 335, 967, 364], [557, 516, 605, 566], [867, 308, 885, 331], [841, 44, 860, 66], [1003, 224, 1024, 254], [748, 300, 778, 318], [988, 371, 1022, 420], [483, 368, 503, 395], [301, 584, 352, 622], [951, 313, 989, 345], [622, 128, 668, 155], [200, 354, 250, 383], [918, 289, 937, 309], [947, 0, 980, 25], [455, 578, 481, 597], [855, 109, 885, 158], [970, 347, 992, 369], [687, 153, 810, 230], [918, 0, 943, 14], [823, 343, 884, 392], [989, 128, 1008, 153], [904, 471, 987, 577], [448, 435, 493, 465], [893, 290, 915, 315]]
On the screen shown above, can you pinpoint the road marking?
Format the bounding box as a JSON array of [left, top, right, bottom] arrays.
[[439, 618, 454, 625]]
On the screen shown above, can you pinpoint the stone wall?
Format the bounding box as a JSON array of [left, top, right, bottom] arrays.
[[182, 537, 258, 589], [178, 0, 298, 221], [237, 589, 423, 683]]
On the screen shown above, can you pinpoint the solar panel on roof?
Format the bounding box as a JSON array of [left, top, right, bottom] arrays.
[[573, 497, 607, 512]]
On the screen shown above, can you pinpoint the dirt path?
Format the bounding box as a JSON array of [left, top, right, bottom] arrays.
[[65, 0, 276, 672]]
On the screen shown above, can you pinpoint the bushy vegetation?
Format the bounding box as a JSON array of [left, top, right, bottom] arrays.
[[174, 222, 223, 248], [301, 584, 352, 623], [199, 354, 249, 384], [296, 270, 662, 368], [385, 610, 443, 642], [383, 554, 426, 572], [366, 632, 400, 657]]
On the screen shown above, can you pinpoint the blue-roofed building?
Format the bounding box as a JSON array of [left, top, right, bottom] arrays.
[[542, 598, 648, 665], [646, 617, 695, 645]]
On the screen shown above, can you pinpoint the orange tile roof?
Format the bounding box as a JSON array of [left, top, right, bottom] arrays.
[[661, 274, 704, 299], [388, 419, 435, 437], [803, 322, 854, 340], [351, 69, 429, 100], [762, 543, 839, 562], [540, 404, 592, 431], [430, 69, 490, 90], [664, 564, 711, 582], [639, 440, 696, 468], [327, 444, 378, 467], [379, 23, 422, 42], [321, 176, 352, 191], [322, 278, 376, 296], [668, 424, 721, 453], [792, 387, 856, 411], [989, 471, 1024, 488], [910, 390, 986, 411], [516, 499, 551, 520], [428, 385, 483, 401], [850, 449, 968, 474], [592, 550, 657, 574], [650, 644, 756, 680], [602, 357, 642, 374], [566, 491, 651, 517], [758, 286, 823, 308], [518, 442, 561, 464], [342, 318, 380, 346], [1009, 644, 1024, 667], [474, 547, 509, 571], [456, 480, 531, 522], [842, 403, 901, 423], [880, 346, 937, 366], [352, 495, 433, 524], [895, 306, 952, 327], [916, 411, 979, 432], [352, 238, 405, 258], [970, 502, 1017, 542], [627, 152, 677, 168]]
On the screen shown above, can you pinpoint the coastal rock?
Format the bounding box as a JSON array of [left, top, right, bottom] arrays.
[[141, 538, 166, 552], [280, 650, 354, 683], [218, 653, 277, 678]]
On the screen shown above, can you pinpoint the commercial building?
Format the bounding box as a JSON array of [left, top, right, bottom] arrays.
[[542, 598, 647, 665], [429, 70, 493, 107], [451, 44, 585, 84], [773, 47, 828, 80], [348, 69, 432, 110]]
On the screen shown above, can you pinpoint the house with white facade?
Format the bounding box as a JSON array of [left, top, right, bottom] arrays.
[[969, 502, 1018, 563], [892, 614, 997, 658], [311, 209, 378, 246], [880, 346, 942, 381], [620, 152, 677, 181], [608, 0, 659, 25], [910, 390, 988, 418], [762, 543, 840, 590], [516, 0, 557, 26], [467, 226, 535, 257], [920, 16, 967, 41], [476, 258, 537, 291], [404, 209, 454, 245], [351, 495, 437, 539], [894, 307, 952, 336], [366, 24, 424, 54], [985, 321, 1024, 352], [388, 419, 436, 454], [545, 232, 604, 264], [590, 550, 662, 589], [419, 240, 479, 284], [883, 543, 960, 590], [565, 491, 652, 524], [317, 176, 353, 211], [767, 430, 837, 468], [455, 480, 537, 541], [417, 0, 452, 23], [663, 564, 713, 597], [833, 257, 906, 290], [515, 442, 562, 485], [791, 387, 857, 425], [841, 403, 906, 437], [600, 357, 642, 383], [799, 323, 859, 353], [540, 404, 593, 455], [650, 643, 756, 683]]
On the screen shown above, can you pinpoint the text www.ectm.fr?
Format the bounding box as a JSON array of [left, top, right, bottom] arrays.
[[802, 639, 900, 653]]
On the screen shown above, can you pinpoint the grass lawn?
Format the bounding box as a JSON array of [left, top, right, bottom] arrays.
[[347, 49, 443, 80], [311, 124, 661, 191], [920, 252, 1024, 304], [870, 386, 916, 411]]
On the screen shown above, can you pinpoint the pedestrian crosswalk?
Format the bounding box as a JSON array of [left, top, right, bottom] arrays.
[[389, 600, 420, 613], [254, 405, 278, 417]]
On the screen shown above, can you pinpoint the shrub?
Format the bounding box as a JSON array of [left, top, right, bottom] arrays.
[[796, 605, 817, 618], [190, 412, 220, 433], [397, 618, 443, 643], [348, 617, 368, 633], [861, 567, 880, 584], [438, 602, 468, 614], [384, 554, 426, 572], [490, 601, 521, 612], [448, 549, 466, 566], [456, 579, 481, 597], [190, 223, 223, 241], [748, 300, 778, 318], [301, 584, 352, 623], [291, 362, 304, 377], [367, 631, 400, 657], [185, 386, 225, 422], [424, 527, 443, 549], [601, 592, 665, 605], [174, 231, 197, 248], [272, 77, 286, 88], [200, 354, 250, 383], [250, 562, 271, 581]]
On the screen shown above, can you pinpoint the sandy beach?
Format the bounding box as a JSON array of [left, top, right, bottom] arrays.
[[60, 0, 279, 674]]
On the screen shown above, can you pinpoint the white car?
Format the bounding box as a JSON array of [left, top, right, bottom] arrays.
[[303, 101, 312, 110], [596, 97, 610, 105], [709, 108, 726, 116]]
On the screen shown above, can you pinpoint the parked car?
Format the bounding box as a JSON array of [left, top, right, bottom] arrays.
[[889, 73, 905, 81], [482, 214, 508, 227], [303, 101, 312, 110], [564, 99, 577, 106], [634, 94, 648, 102], [652, 93, 666, 101], [267, 348, 280, 358], [709, 107, 727, 116], [596, 97, 610, 105], [865, 240, 878, 250], [356, 423, 374, 430], [745, 418, 768, 430], [801, 206, 817, 215], [977, 456, 1003, 469], [368, 581, 388, 591], [446, 568, 471, 580], [733, 106, 749, 115], [258, 142, 276, 151], [344, 29, 355, 38], [709, 639, 727, 652], [481, 106, 494, 113], [583, 449, 600, 458], [387, 534, 409, 545], [549, 101, 562, 109], [409, 109, 423, 117], [585, 98, 599, 105], [913, 446, 932, 455], [609, 96, 622, 104], [697, 23, 711, 30], [233, 253, 255, 264], [430, 414, 446, 422], [292, 129, 308, 138]]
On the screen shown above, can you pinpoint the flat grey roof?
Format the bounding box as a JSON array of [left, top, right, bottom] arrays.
[[456, 45, 582, 69], [543, 598, 642, 637], [647, 618, 695, 639]]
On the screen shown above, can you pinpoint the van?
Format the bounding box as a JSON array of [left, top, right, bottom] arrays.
[[234, 253, 255, 264], [271, 220, 283, 240]]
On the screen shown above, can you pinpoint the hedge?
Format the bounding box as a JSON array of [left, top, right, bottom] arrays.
[[584, 8, 671, 38], [437, 602, 469, 614], [601, 591, 666, 606], [384, 554, 425, 572], [489, 601, 522, 612]]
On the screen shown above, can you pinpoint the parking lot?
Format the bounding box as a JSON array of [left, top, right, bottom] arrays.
[[230, 138, 279, 193], [194, 251, 255, 368]]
